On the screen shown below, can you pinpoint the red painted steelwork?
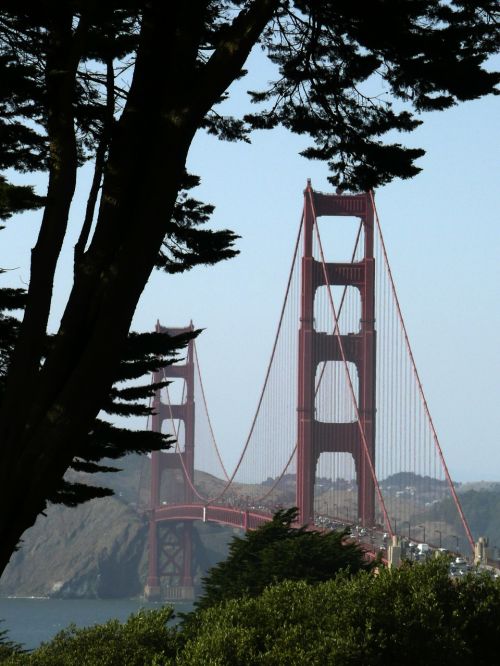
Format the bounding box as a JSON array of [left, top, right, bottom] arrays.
[[146, 322, 195, 597], [154, 503, 272, 530], [297, 182, 376, 527]]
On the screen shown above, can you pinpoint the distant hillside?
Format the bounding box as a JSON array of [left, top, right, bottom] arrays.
[[457, 481, 500, 494], [420, 489, 500, 552], [2, 458, 499, 598], [0, 496, 146, 598], [0, 456, 235, 599]]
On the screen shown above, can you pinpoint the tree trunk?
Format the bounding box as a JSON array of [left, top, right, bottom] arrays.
[[0, 0, 280, 577]]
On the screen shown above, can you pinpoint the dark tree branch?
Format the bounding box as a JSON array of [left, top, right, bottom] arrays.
[[0, 10, 88, 447], [194, 0, 282, 118], [74, 52, 115, 268]]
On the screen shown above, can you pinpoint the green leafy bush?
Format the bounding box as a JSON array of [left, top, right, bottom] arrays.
[[179, 561, 500, 665], [194, 508, 373, 612], [4, 559, 500, 664], [0, 624, 24, 661], [1, 607, 177, 666]]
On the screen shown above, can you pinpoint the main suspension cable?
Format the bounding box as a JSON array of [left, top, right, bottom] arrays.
[[193, 341, 230, 481], [199, 211, 305, 506]]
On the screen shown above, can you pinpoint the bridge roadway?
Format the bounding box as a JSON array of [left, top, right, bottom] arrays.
[[151, 504, 500, 583], [157, 506, 500, 571], [152, 503, 384, 561], [153, 502, 273, 531]]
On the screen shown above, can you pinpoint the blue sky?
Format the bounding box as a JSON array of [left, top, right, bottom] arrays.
[[1, 50, 499, 482]]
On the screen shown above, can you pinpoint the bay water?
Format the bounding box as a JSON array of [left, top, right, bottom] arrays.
[[0, 597, 193, 651]]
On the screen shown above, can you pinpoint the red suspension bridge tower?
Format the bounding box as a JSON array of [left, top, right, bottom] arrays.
[[145, 322, 195, 601], [297, 182, 376, 527], [142, 182, 478, 598]]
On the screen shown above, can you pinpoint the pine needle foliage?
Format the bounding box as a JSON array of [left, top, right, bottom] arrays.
[[193, 508, 374, 612]]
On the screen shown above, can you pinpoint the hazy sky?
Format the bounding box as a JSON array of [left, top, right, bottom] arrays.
[[1, 50, 499, 483]]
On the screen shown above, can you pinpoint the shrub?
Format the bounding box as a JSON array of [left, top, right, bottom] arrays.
[[194, 508, 373, 612], [1, 607, 177, 666], [179, 560, 500, 665]]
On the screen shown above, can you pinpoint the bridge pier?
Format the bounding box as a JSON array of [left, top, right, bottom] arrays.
[[387, 536, 402, 569], [144, 516, 161, 600]]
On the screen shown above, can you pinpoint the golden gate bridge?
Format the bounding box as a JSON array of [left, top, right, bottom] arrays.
[[142, 183, 476, 600]]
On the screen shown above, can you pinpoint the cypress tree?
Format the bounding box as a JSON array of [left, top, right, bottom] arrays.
[[0, 1, 497, 573]]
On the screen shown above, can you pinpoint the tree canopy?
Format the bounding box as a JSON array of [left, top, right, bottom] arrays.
[[194, 508, 373, 611], [179, 561, 500, 665], [4, 560, 500, 664], [0, 0, 498, 574], [2, 607, 178, 665]]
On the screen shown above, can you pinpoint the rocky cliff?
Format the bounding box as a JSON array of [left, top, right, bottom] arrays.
[[0, 456, 233, 598], [0, 496, 147, 598]]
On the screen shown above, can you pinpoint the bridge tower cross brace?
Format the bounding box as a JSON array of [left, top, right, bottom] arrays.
[[144, 322, 195, 601], [296, 182, 376, 527]]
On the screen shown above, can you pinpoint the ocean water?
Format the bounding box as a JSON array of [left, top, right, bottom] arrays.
[[0, 597, 193, 651]]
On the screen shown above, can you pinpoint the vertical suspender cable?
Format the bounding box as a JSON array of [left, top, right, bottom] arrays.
[[369, 191, 474, 553]]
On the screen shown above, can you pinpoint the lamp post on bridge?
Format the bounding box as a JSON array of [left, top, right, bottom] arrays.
[[344, 504, 350, 523], [400, 520, 411, 540], [450, 534, 460, 553], [434, 529, 442, 548], [418, 524, 426, 543]]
